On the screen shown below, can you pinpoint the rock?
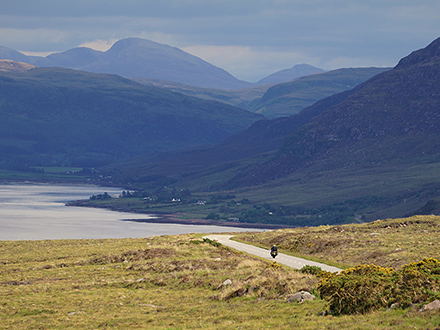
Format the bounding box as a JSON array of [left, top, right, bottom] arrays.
[[420, 300, 440, 312], [218, 279, 232, 289], [387, 303, 400, 311], [286, 291, 315, 303]]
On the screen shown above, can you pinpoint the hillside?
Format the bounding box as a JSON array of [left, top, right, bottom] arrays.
[[134, 78, 272, 110], [238, 37, 440, 184], [106, 89, 355, 183], [135, 67, 387, 118], [250, 67, 390, 118], [0, 66, 263, 167], [0, 59, 35, 72], [214, 37, 440, 220], [256, 63, 325, 85]]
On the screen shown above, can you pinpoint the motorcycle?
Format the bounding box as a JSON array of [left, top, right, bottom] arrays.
[[270, 250, 278, 258]]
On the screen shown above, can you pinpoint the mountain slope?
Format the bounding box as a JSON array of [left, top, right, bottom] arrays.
[[31, 38, 252, 90], [0, 45, 30, 63], [0, 59, 35, 72], [256, 64, 325, 85], [0, 66, 263, 167], [251, 67, 390, 118], [229, 38, 440, 187], [107, 88, 356, 184]]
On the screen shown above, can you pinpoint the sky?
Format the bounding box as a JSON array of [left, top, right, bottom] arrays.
[[1, 0, 440, 82]]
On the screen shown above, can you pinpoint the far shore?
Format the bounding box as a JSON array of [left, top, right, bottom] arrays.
[[121, 213, 294, 230], [67, 200, 293, 230]]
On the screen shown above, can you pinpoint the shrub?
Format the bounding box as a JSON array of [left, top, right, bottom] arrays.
[[318, 259, 440, 315]]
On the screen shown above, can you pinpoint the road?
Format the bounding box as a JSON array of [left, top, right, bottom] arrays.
[[204, 234, 342, 273]]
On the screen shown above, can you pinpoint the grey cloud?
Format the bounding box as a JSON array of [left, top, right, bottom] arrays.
[[1, 0, 439, 80]]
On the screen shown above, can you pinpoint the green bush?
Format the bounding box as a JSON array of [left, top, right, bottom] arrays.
[[318, 259, 440, 315]]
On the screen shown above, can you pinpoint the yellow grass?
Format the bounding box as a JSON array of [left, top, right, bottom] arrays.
[[1, 225, 440, 329]]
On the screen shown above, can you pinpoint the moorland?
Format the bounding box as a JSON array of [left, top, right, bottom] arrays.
[[1, 215, 440, 329]]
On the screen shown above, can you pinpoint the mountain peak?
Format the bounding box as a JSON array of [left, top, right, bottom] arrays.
[[36, 37, 252, 89], [396, 37, 440, 69], [106, 38, 171, 53]]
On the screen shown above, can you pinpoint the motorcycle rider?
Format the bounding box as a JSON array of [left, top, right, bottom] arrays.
[[270, 244, 278, 257]]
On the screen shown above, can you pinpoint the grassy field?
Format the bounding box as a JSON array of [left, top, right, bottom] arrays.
[[2, 216, 440, 329], [235, 215, 440, 269]]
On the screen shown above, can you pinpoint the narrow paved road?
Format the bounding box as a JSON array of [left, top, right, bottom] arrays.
[[204, 235, 342, 273]]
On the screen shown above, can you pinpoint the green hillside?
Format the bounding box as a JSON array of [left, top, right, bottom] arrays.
[[0, 67, 263, 167], [195, 39, 436, 218], [250, 67, 389, 118]]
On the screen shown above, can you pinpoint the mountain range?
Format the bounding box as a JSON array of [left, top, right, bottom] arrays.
[[0, 38, 324, 90], [135, 67, 388, 118], [0, 38, 388, 118], [0, 66, 263, 167], [108, 37, 440, 221]]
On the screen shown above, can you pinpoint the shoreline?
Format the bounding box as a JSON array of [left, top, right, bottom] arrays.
[[67, 201, 293, 230], [122, 213, 293, 230]]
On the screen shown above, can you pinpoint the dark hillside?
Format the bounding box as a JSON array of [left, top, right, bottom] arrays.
[[0, 67, 263, 167], [227, 38, 440, 188], [107, 89, 355, 181], [251, 67, 389, 118]]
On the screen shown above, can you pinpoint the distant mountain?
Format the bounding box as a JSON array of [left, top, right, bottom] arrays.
[[134, 67, 387, 117], [134, 77, 272, 110], [34, 47, 102, 68], [0, 45, 30, 63], [256, 64, 325, 85], [250, 67, 390, 118], [0, 66, 263, 167], [28, 38, 252, 90]]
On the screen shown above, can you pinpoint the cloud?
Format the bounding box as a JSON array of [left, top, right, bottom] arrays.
[[1, 0, 439, 80], [79, 39, 118, 52]]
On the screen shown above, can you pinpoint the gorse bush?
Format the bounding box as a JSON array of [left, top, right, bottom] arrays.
[[318, 258, 440, 315]]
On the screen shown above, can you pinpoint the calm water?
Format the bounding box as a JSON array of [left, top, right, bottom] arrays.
[[0, 183, 256, 241]]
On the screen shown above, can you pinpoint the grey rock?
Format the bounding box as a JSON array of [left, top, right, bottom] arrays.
[[387, 303, 400, 311], [286, 291, 315, 303], [420, 300, 440, 312], [218, 279, 232, 289]]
